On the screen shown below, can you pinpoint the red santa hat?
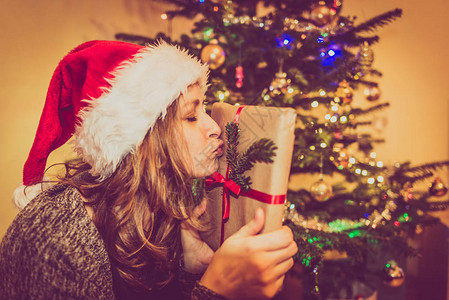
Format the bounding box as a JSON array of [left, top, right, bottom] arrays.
[[13, 40, 209, 209]]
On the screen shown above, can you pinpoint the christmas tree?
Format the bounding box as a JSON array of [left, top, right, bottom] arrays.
[[117, 0, 449, 298]]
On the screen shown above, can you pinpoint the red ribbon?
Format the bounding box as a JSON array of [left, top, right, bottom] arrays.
[[206, 105, 286, 244]]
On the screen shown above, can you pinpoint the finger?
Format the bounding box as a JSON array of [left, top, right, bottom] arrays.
[[265, 256, 295, 282], [264, 240, 298, 265], [193, 197, 207, 218], [256, 242, 296, 278], [274, 275, 286, 295], [181, 198, 208, 230], [232, 208, 265, 238], [246, 226, 294, 251]]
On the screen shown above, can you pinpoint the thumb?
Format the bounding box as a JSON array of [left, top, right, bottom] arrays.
[[233, 208, 265, 238]]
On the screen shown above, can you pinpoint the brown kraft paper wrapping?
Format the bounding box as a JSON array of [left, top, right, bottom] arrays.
[[201, 103, 296, 251]]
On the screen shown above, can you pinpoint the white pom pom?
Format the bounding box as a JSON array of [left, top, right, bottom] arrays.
[[12, 180, 53, 210]]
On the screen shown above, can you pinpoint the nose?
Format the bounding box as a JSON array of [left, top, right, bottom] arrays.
[[206, 113, 221, 139]]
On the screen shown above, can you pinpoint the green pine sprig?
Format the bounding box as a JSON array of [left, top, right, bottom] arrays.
[[225, 121, 277, 192]]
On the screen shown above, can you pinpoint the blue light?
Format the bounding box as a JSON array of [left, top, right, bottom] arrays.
[[199, 0, 205, 2], [317, 37, 324, 43], [320, 42, 343, 67], [364, 213, 370, 218], [276, 34, 294, 49]]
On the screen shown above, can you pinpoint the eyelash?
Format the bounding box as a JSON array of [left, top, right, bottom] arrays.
[[187, 116, 198, 122]]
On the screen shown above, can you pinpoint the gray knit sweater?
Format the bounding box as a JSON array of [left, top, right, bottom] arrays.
[[0, 184, 225, 300]]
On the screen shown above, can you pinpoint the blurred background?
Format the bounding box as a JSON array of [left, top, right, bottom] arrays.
[[1, 0, 448, 298]]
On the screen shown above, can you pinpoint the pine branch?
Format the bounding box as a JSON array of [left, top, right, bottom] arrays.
[[115, 33, 154, 45], [346, 8, 403, 35], [335, 35, 380, 47], [428, 200, 449, 211], [395, 172, 435, 186], [404, 161, 449, 173], [351, 103, 390, 116], [346, 121, 372, 129], [225, 122, 277, 192], [390, 161, 449, 185], [241, 138, 277, 165]]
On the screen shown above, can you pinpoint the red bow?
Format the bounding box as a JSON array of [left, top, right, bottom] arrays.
[[206, 171, 241, 221]]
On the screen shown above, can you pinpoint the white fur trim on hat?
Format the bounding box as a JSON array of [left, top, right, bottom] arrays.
[[12, 180, 53, 210], [74, 41, 209, 180]]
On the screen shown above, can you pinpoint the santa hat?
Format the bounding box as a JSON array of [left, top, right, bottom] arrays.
[[13, 40, 209, 209]]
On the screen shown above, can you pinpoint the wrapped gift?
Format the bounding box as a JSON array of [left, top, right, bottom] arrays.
[[201, 103, 296, 250]]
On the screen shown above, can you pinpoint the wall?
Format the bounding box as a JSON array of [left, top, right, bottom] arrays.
[[1, 0, 448, 298], [0, 0, 183, 235]]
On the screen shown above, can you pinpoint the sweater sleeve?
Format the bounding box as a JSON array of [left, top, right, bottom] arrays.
[[0, 185, 115, 300], [177, 264, 227, 300]]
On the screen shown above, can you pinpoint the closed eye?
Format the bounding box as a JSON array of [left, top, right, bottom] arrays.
[[187, 116, 198, 122]]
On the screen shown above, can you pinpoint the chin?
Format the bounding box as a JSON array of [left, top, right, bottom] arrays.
[[192, 159, 219, 178]]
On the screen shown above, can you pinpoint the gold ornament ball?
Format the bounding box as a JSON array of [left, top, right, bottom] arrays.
[[201, 40, 226, 69], [310, 179, 333, 202], [310, 3, 336, 27], [336, 81, 353, 104], [429, 177, 448, 197], [384, 264, 405, 288], [364, 86, 381, 101], [357, 42, 374, 69]]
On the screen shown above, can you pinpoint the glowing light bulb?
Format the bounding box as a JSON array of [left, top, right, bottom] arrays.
[[311, 101, 319, 108], [160, 13, 168, 20], [367, 178, 375, 184], [377, 161, 383, 168], [377, 176, 384, 182], [362, 170, 368, 176]]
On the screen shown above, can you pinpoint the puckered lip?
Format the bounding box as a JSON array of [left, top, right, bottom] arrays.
[[213, 140, 224, 157]]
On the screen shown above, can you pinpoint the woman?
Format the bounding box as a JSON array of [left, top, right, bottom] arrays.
[[0, 40, 297, 299]]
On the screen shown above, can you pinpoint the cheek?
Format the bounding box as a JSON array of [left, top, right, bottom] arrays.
[[182, 125, 217, 177], [182, 127, 202, 162]]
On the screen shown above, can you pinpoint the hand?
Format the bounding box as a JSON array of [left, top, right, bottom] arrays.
[[180, 199, 214, 274], [200, 208, 298, 299]]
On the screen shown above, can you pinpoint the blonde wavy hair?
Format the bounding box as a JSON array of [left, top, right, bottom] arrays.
[[62, 95, 202, 290]]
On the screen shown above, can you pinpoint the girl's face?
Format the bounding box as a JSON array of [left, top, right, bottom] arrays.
[[179, 84, 223, 178]]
